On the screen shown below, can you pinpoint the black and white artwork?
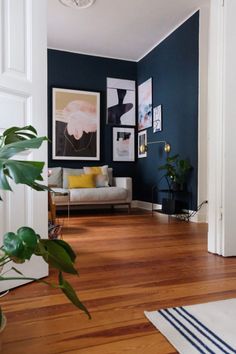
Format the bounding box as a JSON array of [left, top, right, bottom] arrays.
[[113, 127, 135, 162], [153, 105, 162, 133], [107, 78, 136, 126]]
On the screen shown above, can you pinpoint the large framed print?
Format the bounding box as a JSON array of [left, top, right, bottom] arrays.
[[113, 127, 135, 162], [138, 78, 152, 131], [52, 88, 100, 160], [107, 78, 136, 126]]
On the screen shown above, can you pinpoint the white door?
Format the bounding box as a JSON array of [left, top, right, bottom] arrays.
[[208, 0, 236, 256], [0, 0, 48, 291]]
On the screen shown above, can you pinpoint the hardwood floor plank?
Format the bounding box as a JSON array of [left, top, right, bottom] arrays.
[[1, 210, 236, 353]]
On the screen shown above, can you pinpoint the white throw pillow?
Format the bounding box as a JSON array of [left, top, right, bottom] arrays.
[[48, 167, 62, 188]]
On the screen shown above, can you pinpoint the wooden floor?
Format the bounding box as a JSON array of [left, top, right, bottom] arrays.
[[2, 209, 236, 354]]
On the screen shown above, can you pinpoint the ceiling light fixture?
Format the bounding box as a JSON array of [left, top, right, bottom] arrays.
[[59, 0, 96, 9]]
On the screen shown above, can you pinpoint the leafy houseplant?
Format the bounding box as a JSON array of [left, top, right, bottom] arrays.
[[0, 126, 90, 333], [159, 154, 192, 191]]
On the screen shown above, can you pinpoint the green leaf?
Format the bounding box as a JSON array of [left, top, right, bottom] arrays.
[[166, 154, 179, 163], [54, 240, 77, 263], [38, 240, 78, 274], [3, 227, 38, 261], [59, 272, 91, 318], [3, 125, 38, 145], [0, 158, 48, 193], [0, 136, 47, 160], [17, 227, 38, 259], [4, 160, 44, 184], [3, 232, 25, 261], [0, 164, 12, 191]]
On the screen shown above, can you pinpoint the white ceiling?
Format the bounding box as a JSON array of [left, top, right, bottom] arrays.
[[48, 0, 209, 62]]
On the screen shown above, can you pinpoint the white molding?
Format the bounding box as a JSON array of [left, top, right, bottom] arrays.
[[207, 0, 225, 255], [137, 8, 200, 61], [198, 4, 210, 224], [132, 200, 161, 211], [47, 46, 136, 63]]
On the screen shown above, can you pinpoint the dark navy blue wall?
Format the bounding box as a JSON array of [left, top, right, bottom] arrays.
[[48, 12, 199, 207], [48, 49, 137, 179], [136, 12, 199, 209]]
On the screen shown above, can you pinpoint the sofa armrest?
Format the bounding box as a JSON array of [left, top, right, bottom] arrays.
[[113, 177, 132, 202]]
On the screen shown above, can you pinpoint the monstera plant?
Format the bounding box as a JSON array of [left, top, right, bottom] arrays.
[[0, 126, 90, 333], [159, 154, 192, 191]]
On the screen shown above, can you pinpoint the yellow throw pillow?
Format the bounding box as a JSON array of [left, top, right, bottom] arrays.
[[83, 166, 110, 187], [83, 166, 102, 175], [68, 174, 95, 188]]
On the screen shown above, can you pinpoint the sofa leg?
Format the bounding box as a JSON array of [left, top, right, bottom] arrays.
[[128, 204, 131, 214]]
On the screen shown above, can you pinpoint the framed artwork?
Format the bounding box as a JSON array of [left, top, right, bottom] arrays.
[[113, 127, 135, 162], [107, 77, 136, 126], [138, 78, 152, 131], [153, 105, 162, 133], [52, 88, 100, 160], [138, 130, 147, 158]]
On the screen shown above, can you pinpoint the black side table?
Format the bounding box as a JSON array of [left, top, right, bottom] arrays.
[[151, 185, 192, 217]]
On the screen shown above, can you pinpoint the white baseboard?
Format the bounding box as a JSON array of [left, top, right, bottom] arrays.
[[132, 200, 208, 223], [132, 200, 161, 211]]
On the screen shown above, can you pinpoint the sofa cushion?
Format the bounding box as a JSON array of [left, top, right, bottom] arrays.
[[63, 168, 84, 189], [83, 165, 112, 185], [83, 166, 113, 186], [48, 167, 62, 187], [68, 174, 96, 188], [83, 165, 109, 187], [95, 174, 109, 188], [70, 187, 128, 203]]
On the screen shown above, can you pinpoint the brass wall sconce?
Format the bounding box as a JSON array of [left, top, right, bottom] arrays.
[[139, 140, 171, 154]]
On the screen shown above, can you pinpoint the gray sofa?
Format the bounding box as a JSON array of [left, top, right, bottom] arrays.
[[48, 167, 132, 212]]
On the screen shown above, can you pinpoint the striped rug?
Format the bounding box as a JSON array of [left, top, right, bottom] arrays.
[[144, 298, 236, 354]]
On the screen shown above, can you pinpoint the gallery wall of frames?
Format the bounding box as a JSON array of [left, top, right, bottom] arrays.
[[48, 11, 199, 205], [48, 49, 137, 182]]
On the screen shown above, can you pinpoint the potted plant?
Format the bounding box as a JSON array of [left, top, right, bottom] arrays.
[[159, 154, 192, 191], [0, 126, 90, 342], [158, 154, 192, 214]]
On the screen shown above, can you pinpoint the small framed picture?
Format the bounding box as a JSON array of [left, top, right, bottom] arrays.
[[153, 105, 162, 133], [113, 127, 135, 162], [138, 78, 152, 131], [138, 130, 147, 158]]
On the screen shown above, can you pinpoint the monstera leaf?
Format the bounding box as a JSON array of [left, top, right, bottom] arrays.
[[0, 125, 90, 321], [0, 126, 48, 197], [3, 227, 38, 262], [2, 125, 38, 144]]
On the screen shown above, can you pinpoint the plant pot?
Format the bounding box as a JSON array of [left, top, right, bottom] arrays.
[[171, 182, 180, 192], [171, 182, 186, 192], [0, 314, 6, 351], [161, 198, 182, 214]]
